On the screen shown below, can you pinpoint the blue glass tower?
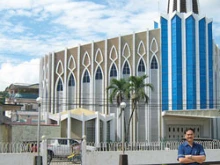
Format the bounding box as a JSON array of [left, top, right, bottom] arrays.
[[156, 0, 214, 111]]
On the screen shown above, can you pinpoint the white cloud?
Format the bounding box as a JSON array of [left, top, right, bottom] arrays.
[[0, 0, 68, 10], [0, 0, 32, 10], [16, 9, 32, 17], [32, 0, 69, 7], [0, 59, 39, 91], [0, 0, 220, 91], [11, 24, 28, 33]]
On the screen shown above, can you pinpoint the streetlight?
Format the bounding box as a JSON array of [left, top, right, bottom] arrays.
[[35, 97, 42, 165], [119, 102, 128, 165]]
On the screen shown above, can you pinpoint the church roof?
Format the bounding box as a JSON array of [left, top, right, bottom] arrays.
[[167, 0, 199, 14], [60, 108, 96, 116]]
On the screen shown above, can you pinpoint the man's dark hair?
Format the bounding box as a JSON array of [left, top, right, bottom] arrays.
[[184, 128, 195, 134]]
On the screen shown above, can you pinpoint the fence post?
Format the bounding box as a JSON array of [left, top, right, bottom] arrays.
[[40, 135, 47, 165], [81, 135, 87, 165]]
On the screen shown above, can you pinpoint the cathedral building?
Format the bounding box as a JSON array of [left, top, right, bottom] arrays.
[[39, 0, 220, 143]]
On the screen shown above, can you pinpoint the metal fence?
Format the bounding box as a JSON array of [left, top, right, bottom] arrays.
[[0, 142, 38, 153], [87, 140, 220, 152], [1, 140, 220, 153]]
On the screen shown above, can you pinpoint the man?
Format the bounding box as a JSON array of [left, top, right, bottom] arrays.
[[177, 128, 206, 165]]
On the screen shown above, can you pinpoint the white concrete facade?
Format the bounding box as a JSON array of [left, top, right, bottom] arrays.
[[39, 0, 220, 143]]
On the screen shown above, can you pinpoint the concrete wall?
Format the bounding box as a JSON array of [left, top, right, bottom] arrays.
[[85, 149, 220, 165], [164, 116, 212, 139], [0, 125, 11, 142], [71, 118, 82, 139], [11, 124, 60, 142], [61, 119, 67, 137], [0, 153, 36, 165], [2, 139, 218, 165]]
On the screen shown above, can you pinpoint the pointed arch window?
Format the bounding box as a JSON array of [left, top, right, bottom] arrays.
[[151, 57, 158, 69], [123, 61, 130, 74], [57, 78, 63, 91], [138, 59, 145, 72], [110, 64, 117, 77], [83, 70, 90, 83], [68, 74, 75, 86], [95, 67, 103, 80]]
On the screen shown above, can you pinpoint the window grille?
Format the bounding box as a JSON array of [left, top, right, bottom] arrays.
[[123, 61, 130, 75], [95, 67, 103, 80], [57, 79, 63, 91], [68, 74, 75, 86], [138, 59, 145, 72], [151, 57, 158, 69], [110, 64, 117, 77], [83, 70, 90, 83]]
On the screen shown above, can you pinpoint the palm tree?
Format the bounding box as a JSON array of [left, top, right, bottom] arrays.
[[126, 74, 153, 142], [107, 78, 128, 107], [107, 78, 128, 141]]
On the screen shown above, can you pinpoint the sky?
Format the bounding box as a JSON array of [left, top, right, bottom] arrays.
[[0, 0, 220, 91]]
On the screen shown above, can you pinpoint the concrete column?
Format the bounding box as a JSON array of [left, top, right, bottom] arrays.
[[91, 42, 94, 111], [77, 44, 81, 107], [51, 52, 55, 114], [82, 113, 85, 136], [40, 137, 47, 165], [104, 39, 108, 115], [146, 29, 150, 142], [81, 135, 87, 165], [63, 48, 68, 111], [103, 116, 107, 142], [58, 113, 61, 125], [110, 114, 115, 141], [95, 113, 100, 146], [161, 116, 165, 140], [67, 111, 71, 139], [117, 107, 121, 141]]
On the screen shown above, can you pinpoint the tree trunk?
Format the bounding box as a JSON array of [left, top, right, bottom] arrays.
[[126, 99, 136, 142]]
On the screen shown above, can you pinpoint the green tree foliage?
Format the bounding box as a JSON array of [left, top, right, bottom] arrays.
[[107, 75, 153, 142], [106, 78, 128, 107], [126, 75, 153, 142]]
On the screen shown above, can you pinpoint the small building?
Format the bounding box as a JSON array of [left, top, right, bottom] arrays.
[[5, 83, 39, 123], [0, 103, 22, 141], [48, 108, 114, 143]]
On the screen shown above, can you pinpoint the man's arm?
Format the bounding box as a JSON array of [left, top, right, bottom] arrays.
[[191, 143, 206, 164], [179, 155, 195, 164], [177, 145, 195, 164], [191, 155, 206, 164], [179, 155, 206, 164]]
